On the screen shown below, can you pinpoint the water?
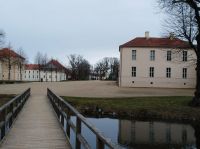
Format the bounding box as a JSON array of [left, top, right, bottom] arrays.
[[62, 116, 198, 149]]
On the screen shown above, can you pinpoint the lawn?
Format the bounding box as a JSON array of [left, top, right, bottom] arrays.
[[0, 94, 15, 107], [62, 96, 200, 122]]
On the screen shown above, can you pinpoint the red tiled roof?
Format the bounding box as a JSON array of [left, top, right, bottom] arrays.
[[119, 37, 191, 49], [0, 48, 25, 59], [48, 59, 66, 70], [25, 64, 39, 70]]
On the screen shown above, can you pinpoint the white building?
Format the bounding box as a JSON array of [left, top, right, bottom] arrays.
[[119, 32, 196, 88], [23, 59, 67, 82], [0, 48, 25, 81]]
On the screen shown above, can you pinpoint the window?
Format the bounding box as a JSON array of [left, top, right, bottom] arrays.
[[183, 68, 187, 79], [29, 75, 30, 78], [29, 71, 30, 73], [183, 51, 187, 61], [150, 50, 155, 61], [44, 75, 45, 78], [25, 71, 26, 73], [166, 68, 171, 78], [132, 50, 136, 60], [149, 67, 154, 78], [33, 75, 34, 78], [25, 75, 26, 78], [132, 67, 136, 77], [167, 51, 172, 61]]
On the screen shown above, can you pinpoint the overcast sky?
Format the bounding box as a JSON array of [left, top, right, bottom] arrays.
[[0, 0, 164, 65]]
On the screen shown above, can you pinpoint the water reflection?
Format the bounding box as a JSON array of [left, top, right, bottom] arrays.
[[119, 120, 196, 149], [64, 116, 199, 149]]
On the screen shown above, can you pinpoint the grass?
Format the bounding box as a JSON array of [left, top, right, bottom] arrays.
[[62, 96, 200, 122], [0, 94, 15, 107]]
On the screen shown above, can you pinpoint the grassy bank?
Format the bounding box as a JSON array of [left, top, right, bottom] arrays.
[[0, 94, 15, 106], [62, 96, 200, 122]]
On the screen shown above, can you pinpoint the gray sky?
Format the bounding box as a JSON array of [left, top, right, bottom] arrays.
[[0, 0, 164, 65]]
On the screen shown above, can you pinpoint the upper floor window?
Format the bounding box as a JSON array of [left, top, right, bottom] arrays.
[[132, 50, 136, 60], [183, 68, 187, 79], [132, 67, 136, 77], [183, 51, 187, 61], [150, 50, 155, 61], [166, 67, 171, 78], [167, 51, 172, 61], [149, 67, 154, 78]]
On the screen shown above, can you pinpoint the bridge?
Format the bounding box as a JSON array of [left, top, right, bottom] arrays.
[[0, 86, 121, 149]]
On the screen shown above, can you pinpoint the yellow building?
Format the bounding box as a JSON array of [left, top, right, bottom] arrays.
[[0, 48, 25, 81]]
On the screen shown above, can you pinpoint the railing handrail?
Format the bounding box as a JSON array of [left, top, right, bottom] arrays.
[[47, 88, 122, 149], [0, 88, 30, 112], [0, 88, 30, 141]]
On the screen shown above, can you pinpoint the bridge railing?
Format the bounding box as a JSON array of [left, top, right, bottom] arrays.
[[47, 88, 121, 149], [0, 88, 30, 141]]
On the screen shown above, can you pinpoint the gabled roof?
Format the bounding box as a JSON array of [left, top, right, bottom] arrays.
[[119, 37, 191, 49], [0, 48, 25, 59], [25, 64, 39, 70], [47, 59, 66, 70]]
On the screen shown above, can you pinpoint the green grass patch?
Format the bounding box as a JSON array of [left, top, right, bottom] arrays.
[[0, 94, 15, 107], [62, 96, 200, 121]]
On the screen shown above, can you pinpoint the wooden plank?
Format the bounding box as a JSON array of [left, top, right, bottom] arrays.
[[0, 94, 71, 149]]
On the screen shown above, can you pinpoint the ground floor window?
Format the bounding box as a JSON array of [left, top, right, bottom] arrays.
[[149, 67, 154, 78], [132, 67, 136, 77], [183, 68, 187, 79], [166, 68, 171, 78]]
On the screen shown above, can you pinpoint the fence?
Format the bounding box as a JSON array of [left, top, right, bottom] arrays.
[[47, 88, 121, 149], [0, 88, 30, 140]]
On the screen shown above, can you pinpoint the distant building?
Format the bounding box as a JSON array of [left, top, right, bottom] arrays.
[[0, 48, 25, 81], [119, 32, 196, 88], [23, 59, 67, 82]]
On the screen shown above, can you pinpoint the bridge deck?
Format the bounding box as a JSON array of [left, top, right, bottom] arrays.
[[0, 93, 71, 149]]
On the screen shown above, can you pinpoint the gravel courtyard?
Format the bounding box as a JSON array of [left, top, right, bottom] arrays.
[[0, 81, 194, 97]]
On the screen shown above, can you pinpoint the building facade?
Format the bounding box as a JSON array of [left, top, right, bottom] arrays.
[[119, 32, 196, 88], [0, 48, 25, 81], [23, 59, 67, 82]]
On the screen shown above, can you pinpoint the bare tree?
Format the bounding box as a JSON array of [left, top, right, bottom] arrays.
[[17, 48, 28, 81], [158, 0, 200, 106], [0, 30, 5, 47], [94, 57, 119, 80], [35, 52, 43, 81], [68, 54, 91, 80]]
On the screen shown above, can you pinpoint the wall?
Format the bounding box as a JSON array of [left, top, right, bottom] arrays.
[[119, 47, 196, 88], [23, 70, 66, 82]]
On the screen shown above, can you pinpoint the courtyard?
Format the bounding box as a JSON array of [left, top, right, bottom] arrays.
[[0, 80, 194, 97]]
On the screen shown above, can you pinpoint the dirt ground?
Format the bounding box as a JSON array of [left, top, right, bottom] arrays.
[[0, 80, 194, 97]]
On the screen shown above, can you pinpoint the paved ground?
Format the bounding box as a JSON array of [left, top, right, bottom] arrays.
[[0, 80, 194, 97], [0, 84, 71, 149]]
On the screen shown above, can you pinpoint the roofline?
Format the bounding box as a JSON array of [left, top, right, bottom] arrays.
[[119, 45, 192, 49]]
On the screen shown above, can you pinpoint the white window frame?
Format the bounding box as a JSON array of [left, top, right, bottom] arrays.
[[183, 68, 187, 79], [150, 50, 155, 61], [132, 50, 136, 60], [149, 67, 154, 78], [183, 51, 188, 62], [167, 51, 172, 61], [166, 67, 171, 78], [132, 67, 136, 77]]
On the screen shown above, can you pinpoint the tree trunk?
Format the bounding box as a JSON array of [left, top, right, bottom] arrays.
[[190, 34, 200, 106], [8, 58, 11, 81]]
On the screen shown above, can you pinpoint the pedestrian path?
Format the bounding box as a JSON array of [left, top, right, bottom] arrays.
[[0, 92, 71, 149]]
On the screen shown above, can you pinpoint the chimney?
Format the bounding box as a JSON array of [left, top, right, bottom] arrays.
[[169, 32, 174, 40], [145, 31, 150, 39]]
